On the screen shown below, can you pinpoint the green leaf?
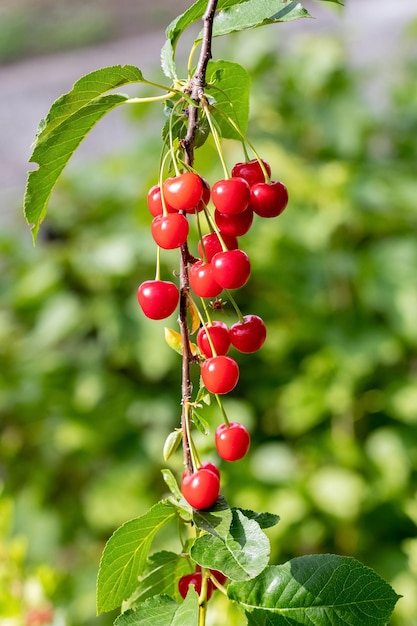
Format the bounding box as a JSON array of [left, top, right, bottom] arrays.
[[191, 410, 210, 435], [125, 551, 193, 607], [237, 508, 280, 529], [228, 555, 401, 625], [96, 501, 177, 614], [24, 65, 146, 243], [163, 430, 182, 462], [161, 469, 182, 501], [115, 590, 199, 626], [193, 496, 233, 539], [191, 508, 270, 581], [206, 60, 250, 140], [209, 0, 311, 38]]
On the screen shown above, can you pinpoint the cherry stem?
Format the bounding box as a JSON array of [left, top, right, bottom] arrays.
[[225, 289, 245, 323], [179, 0, 219, 476], [155, 246, 161, 281], [196, 300, 218, 357], [159, 150, 173, 216], [215, 394, 230, 427], [203, 102, 229, 179]]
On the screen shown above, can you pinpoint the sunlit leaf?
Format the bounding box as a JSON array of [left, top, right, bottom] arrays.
[[206, 60, 250, 140], [24, 65, 146, 243], [208, 0, 311, 39], [228, 555, 400, 625], [191, 508, 270, 581], [97, 501, 177, 613]]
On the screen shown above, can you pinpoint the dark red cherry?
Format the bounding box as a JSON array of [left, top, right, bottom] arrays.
[[211, 249, 251, 290], [211, 177, 250, 215], [198, 232, 239, 262], [249, 181, 288, 218], [231, 159, 271, 187], [214, 206, 253, 237]]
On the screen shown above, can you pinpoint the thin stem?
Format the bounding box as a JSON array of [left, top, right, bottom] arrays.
[[187, 40, 201, 78], [126, 91, 176, 105], [154, 246, 161, 281], [215, 394, 230, 427], [225, 289, 245, 323], [203, 103, 229, 179]]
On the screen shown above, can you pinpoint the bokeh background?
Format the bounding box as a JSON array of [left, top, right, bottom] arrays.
[[1, 1, 417, 625]]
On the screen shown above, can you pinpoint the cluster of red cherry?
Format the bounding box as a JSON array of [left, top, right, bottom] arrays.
[[137, 157, 288, 510]]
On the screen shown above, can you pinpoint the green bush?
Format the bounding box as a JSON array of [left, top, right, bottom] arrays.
[[1, 31, 416, 625]]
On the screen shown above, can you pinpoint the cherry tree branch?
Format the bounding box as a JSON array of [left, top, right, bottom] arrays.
[[179, 0, 219, 474]]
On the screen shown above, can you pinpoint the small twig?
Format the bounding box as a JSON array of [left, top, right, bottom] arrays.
[[182, 0, 219, 166], [179, 0, 219, 476]]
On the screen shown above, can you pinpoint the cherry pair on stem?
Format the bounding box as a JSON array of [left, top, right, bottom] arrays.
[[181, 422, 250, 510]]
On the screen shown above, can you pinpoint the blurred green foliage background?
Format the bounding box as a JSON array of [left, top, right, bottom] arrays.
[[1, 12, 417, 626]]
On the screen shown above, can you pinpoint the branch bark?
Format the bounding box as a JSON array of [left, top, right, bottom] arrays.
[[179, 0, 219, 474]]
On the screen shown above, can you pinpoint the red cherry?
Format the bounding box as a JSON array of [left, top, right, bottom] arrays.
[[230, 315, 266, 353], [197, 321, 231, 357], [200, 461, 220, 479], [231, 159, 271, 187], [25, 607, 54, 626], [250, 181, 288, 218], [193, 178, 211, 214], [211, 249, 251, 290], [151, 213, 189, 249], [147, 184, 177, 216], [163, 172, 203, 211], [211, 177, 250, 215], [198, 232, 238, 262], [178, 571, 214, 601], [214, 206, 254, 237], [137, 280, 179, 320], [189, 261, 223, 298], [181, 467, 220, 509], [201, 355, 239, 395], [215, 422, 250, 461]]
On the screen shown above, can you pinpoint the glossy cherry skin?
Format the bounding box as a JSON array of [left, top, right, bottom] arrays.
[[211, 177, 250, 215], [189, 261, 223, 298], [200, 461, 221, 479], [151, 213, 189, 249], [197, 321, 231, 358], [193, 178, 211, 214], [214, 206, 254, 237], [147, 184, 177, 216], [178, 571, 214, 601], [198, 232, 238, 262], [163, 172, 203, 211], [211, 249, 251, 290], [215, 422, 251, 461], [249, 181, 288, 218], [230, 315, 267, 353], [137, 280, 179, 320], [181, 467, 220, 509], [231, 159, 271, 187], [201, 355, 239, 395]]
